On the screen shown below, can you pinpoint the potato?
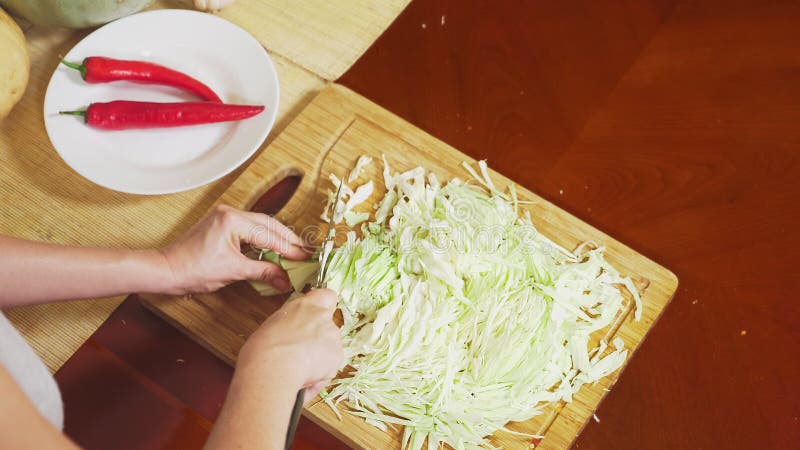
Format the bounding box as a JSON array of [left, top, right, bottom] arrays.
[[0, 7, 29, 120]]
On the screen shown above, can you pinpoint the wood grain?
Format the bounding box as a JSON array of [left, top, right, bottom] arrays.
[[150, 0, 411, 80], [339, 1, 800, 448], [141, 84, 677, 449], [1, 0, 413, 371], [339, 0, 676, 188], [7, 0, 797, 448], [1, 25, 324, 371], [55, 177, 348, 450], [56, 295, 351, 450]]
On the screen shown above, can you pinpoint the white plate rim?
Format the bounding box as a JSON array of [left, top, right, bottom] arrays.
[[43, 9, 280, 195]]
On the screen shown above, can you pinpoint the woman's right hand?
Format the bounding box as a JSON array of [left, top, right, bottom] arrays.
[[238, 288, 344, 401], [205, 289, 343, 449]]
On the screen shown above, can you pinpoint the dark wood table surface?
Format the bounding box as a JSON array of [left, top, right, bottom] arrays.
[[55, 1, 799, 448]]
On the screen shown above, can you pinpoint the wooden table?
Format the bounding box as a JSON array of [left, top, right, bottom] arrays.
[[49, 0, 800, 448]]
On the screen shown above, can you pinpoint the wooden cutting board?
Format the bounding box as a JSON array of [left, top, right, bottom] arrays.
[[140, 84, 677, 449]]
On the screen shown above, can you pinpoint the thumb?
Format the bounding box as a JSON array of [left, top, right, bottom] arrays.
[[299, 288, 338, 312], [303, 380, 331, 403], [240, 258, 291, 292]]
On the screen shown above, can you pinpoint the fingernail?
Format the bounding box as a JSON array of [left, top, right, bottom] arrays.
[[271, 276, 290, 292]]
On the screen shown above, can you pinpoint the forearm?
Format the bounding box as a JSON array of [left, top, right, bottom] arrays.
[[206, 290, 342, 449], [205, 350, 302, 450], [0, 235, 176, 308]]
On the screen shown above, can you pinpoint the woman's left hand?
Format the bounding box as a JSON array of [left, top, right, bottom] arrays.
[[161, 204, 309, 294]]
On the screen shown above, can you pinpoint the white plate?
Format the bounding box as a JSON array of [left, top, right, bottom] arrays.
[[44, 9, 279, 195]]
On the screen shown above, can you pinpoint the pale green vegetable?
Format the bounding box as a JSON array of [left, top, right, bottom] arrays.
[[344, 210, 371, 228], [321, 158, 642, 450], [349, 155, 374, 183], [247, 249, 319, 296], [322, 165, 375, 225]]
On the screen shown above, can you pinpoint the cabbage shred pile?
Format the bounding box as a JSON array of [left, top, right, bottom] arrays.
[[321, 158, 642, 450]]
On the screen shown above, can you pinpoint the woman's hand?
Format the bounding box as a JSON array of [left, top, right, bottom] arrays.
[[205, 289, 343, 450], [238, 288, 344, 400], [161, 204, 309, 295], [0, 205, 306, 307]]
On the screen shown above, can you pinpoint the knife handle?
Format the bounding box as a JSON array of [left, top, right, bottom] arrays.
[[284, 388, 305, 450]]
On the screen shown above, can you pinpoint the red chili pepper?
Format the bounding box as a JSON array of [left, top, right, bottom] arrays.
[[61, 57, 223, 103], [59, 101, 264, 130]]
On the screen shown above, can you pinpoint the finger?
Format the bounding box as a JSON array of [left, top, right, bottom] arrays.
[[213, 206, 308, 259], [300, 288, 338, 312], [239, 212, 306, 248], [243, 221, 309, 260], [240, 259, 291, 292]]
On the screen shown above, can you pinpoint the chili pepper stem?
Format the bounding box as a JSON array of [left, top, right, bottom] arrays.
[[60, 59, 87, 79], [59, 110, 88, 123]]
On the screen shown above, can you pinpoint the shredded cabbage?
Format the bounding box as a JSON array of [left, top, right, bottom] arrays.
[[349, 155, 374, 183], [321, 158, 642, 450], [322, 158, 376, 225], [247, 249, 318, 296]]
